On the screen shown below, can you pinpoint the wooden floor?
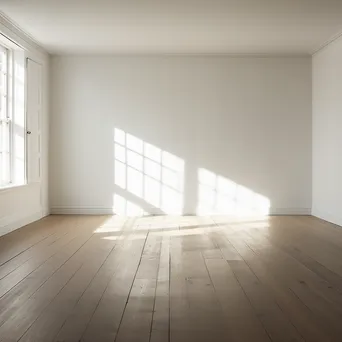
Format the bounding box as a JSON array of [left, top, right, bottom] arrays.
[[1, 216, 342, 341]]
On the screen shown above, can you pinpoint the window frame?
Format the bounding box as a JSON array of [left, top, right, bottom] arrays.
[[0, 39, 27, 190], [0, 43, 12, 187]]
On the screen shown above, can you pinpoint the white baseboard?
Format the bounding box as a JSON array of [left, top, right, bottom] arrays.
[[42, 207, 51, 217], [51, 206, 311, 216], [51, 207, 115, 215], [269, 207, 311, 215], [312, 208, 342, 227], [0, 210, 48, 237]]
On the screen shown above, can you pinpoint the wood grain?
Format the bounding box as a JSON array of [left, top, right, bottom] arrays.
[[0, 215, 341, 341]]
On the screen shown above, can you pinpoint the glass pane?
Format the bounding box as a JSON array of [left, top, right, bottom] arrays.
[[0, 45, 9, 186]]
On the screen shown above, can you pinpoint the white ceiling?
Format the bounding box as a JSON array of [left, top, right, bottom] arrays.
[[1, 0, 342, 55]]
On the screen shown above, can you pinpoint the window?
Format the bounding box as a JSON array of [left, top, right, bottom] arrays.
[[0, 45, 10, 186], [0, 42, 26, 189]]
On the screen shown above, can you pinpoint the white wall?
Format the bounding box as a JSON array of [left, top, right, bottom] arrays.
[[0, 15, 50, 236], [50, 56, 312, 216], [312, 36, 342, 226]]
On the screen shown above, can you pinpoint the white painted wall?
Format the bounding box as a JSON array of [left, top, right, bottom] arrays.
[[50, 56, 312, 216], [312, 36, 342, 226], [0, 16, 50, 236]]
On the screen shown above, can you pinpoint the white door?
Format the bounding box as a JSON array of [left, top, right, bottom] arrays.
[[26, 58, 42, 183]]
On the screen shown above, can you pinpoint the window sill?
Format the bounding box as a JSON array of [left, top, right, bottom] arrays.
[[0, 183, 28, 193]]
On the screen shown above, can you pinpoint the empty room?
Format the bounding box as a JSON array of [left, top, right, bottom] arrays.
[[0, 0, 342, 341]]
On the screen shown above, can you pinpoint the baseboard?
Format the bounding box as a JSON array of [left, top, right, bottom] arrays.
[[312, 208, 342, 227], [268, 207, 311, 215], [51, 206, 311, 216], [51, 207, 115, 215], [0, 210, 47, 237], [42, 207, 51, 217]]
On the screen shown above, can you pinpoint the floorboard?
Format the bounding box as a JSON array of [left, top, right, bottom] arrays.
[[0, 215, 341, 341]]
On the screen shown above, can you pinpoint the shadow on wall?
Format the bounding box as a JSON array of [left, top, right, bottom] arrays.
[[113, 128, 270, 216]]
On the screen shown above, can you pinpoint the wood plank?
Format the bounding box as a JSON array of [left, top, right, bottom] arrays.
[[0, 216, 106, 331], [0, 215, 341, 341], [18, 237, 117, 342], [262, 216, 342, 277], [0, 221, 70, 281], [0, 217, 89, 297], [229, 259, 305, 342], [170, 220, 229, 340], [53, 218, 136, 342], [226, 230, 332, 342], [150, 234, 170, 341], [207, 221, 305, 342], [115, 232, 162, 341], [205, 258, 271, 342], [0, 216, 72, 266], [0, 232, 106, 341], [80, 227, 148, 341], [238, 226, 342, 340]]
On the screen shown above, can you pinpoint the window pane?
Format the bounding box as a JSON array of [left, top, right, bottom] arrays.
[[0, 46, 9, 186]]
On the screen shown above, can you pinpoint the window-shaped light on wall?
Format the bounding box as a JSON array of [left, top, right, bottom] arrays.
[[197, 168, 270, 216], [113, 128, 184, 216]]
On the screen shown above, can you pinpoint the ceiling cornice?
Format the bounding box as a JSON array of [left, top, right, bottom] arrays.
[[312, 28, 342, 56], [1, 9, 340, 58], [0, 11, 48, 55]]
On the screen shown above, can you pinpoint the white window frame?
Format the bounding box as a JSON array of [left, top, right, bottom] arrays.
[[0, 37, 26, 190], [0, 44, 12, 187]]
